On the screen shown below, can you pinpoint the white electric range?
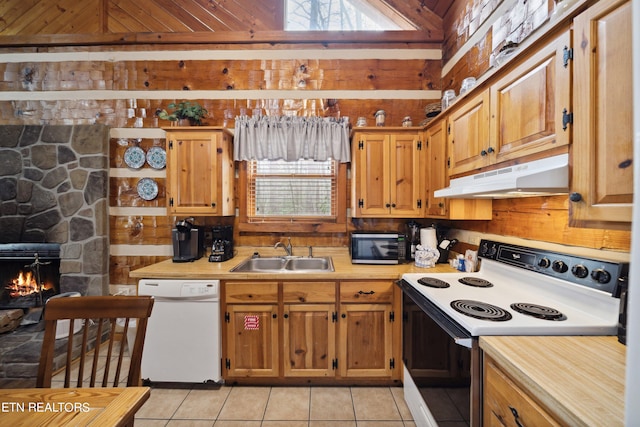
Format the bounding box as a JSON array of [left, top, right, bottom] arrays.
[[398, 239, 628, 427]]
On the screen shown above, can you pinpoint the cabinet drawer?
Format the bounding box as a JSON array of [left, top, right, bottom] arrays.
[[484, 357, 560, 426], [340, 281, 393, 303], [224, 282, 278, 303], [283, 282, 336, 303]]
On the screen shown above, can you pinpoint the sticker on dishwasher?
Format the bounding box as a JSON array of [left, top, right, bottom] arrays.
[[244, 315, 260, 330]]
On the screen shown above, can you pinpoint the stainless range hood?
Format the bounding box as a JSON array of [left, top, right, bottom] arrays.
[[434, 154, 569, 199]]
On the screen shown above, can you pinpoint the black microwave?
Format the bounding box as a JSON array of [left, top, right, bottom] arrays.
[[350, 232, 407, 264]]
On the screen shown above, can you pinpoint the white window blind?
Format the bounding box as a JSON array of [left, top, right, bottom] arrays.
[[248, 159, 337, 221]]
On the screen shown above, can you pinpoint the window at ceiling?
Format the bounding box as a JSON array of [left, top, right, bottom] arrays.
[[239, 158, 347, 232], [285, 0, 405, 31]]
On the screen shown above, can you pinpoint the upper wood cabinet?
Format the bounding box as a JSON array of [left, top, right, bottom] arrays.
[[569, 0, 633, 229], [425, 121, 447, 217], [446, 31, 571, 177], [351, 129, 425, 218], [447, 89, 491, 176], [426, 121, 493, 220], [489, 30, 571, 164], [165, 127, 234, 216]]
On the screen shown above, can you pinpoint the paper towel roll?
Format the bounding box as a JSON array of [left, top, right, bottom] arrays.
[[420, 227, 437, 249]]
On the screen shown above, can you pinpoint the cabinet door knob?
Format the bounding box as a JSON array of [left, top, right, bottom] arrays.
[[211, 203, 216, 207], [283, 313, 289, 319], [480, 150, 487, 156], [391, 203, 396, 208], [272, 313, 277, 319], [385, 203, 391, 208], [341, 313, 346, 319], [569, 192, 582, 202], [487, 146, 495, 153]]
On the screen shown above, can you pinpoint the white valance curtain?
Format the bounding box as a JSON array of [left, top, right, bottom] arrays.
[[233, 115, 351, 163]]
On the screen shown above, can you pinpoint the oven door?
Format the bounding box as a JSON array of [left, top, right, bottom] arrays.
[[398, 279, 481, 427]]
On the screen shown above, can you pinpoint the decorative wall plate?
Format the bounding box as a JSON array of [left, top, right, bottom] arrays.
[[124, 146, 146, 169], [146, 146, 166, 169], [137, 178, 159, 201]]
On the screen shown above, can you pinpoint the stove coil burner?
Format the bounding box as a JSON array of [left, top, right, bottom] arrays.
[[450, 300, 512, 321], [510, 303, 567, 321], [458, 277, 493, 288], [417, 277, 450, 288]]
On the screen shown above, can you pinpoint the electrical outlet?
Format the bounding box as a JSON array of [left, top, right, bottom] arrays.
[[115, 286, 131, 296]]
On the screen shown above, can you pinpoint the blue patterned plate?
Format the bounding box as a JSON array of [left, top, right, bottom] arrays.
[[146, 146, 166, 169], [137, 178, 159, 201], [124, 146, 145, 169]]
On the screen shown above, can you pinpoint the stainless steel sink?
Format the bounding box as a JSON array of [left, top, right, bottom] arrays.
[[230, 256, 334, 273]]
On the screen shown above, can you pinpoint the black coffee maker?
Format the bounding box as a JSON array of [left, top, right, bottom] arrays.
[[209, 225, 234, 262], [172, 218, 205, 262]]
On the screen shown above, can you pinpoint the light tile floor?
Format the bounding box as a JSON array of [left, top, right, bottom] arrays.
[[45, 343, 468, 426], [134, 385, 417, 427]]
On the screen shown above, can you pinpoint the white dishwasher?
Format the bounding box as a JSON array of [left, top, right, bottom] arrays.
[[138, 279, 221, 383]]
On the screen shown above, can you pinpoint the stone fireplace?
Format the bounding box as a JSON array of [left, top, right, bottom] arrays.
[[0, 124, 109, 297]]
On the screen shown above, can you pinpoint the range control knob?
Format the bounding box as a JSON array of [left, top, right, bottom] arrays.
[[552, 260, 569, 273], [591, 268, 612, 284], [480, 242, 497, 258], [538, 258, 551, 268], [571, 264, 589, 278]]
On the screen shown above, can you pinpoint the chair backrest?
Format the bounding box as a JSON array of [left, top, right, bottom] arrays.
[[37, 295, 154, 388]]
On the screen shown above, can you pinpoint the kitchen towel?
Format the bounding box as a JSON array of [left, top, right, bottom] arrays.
[[420, 227, 437, 249]]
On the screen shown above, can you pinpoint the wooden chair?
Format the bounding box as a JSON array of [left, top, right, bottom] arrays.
[[37, 295, 154, 388]]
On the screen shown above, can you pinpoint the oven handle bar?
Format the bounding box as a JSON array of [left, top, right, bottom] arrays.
[[397, 280, 473, 349]]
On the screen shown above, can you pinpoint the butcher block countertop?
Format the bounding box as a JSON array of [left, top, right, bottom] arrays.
[[480, 335, 626, 427], [130, 246, 456, 280]]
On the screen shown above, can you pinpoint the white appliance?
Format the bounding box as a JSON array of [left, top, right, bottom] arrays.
[[434, 153, 569, 198], [400, 240, 628, 426], [138, 279, 221, 383]]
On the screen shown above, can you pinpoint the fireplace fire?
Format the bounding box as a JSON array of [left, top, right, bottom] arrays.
[[0, 243, 61, 311]]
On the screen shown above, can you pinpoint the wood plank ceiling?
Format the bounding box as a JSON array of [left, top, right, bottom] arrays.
[[0, 0, 452, 38]]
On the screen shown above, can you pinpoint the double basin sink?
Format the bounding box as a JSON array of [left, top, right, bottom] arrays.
[[230, 256, 334, 273]]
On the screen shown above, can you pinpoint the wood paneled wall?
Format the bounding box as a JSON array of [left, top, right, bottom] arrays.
[[0, 0, 631, 289]]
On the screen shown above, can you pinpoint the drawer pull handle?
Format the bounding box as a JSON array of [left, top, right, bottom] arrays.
[[358, 290, 375, 295], [508, 406, 524, 427]]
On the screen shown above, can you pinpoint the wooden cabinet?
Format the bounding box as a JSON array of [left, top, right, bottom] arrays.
[[224, 282, 279, 377], [425, 121, 493, 219], [351, 128, 425, 217], [223, 280, 400, 383], [338, 281, 395, 378], [447, 89, 491, 176], [446, 31, 571, 178], [165, 127, 234, 216], [570, 0, 633, 229], [425, 121, 447, 217], [282, 282, 336, 378], [484, 355, 560, 426], [489, 30, 571, 164]]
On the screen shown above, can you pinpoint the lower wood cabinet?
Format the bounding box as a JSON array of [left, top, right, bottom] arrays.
[[225, 303, 279, 377], [339, 281, 395, 378], [224, 282, 279, 377], [484, 355, 560, 426], [222, 280, 400, 383]]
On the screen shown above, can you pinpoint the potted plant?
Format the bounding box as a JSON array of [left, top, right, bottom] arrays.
[[157, 101, 208, 125]]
